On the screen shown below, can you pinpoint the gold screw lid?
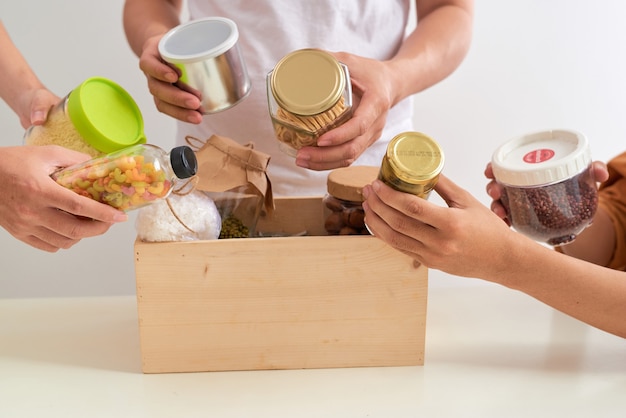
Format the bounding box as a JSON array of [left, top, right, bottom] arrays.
[[270, 49, 345, 116], [327, 166, 380, 202], [384, 132, 444, 185]]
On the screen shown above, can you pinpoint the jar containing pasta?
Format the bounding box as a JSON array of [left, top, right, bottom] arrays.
[[266, 49, 353, 156], [51, 144, 197, 211], [24, 76, 146, 157]]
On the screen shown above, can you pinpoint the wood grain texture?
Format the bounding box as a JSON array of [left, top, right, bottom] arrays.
[[134, 197, 427, 373]]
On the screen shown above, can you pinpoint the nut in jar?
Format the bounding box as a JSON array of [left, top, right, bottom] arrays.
[[267, 49, 353, 156], [324, 165, 379, 235]]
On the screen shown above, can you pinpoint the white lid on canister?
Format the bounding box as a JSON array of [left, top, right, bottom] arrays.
[[491, 129, 592, 187], [158, 17, 239, 63]]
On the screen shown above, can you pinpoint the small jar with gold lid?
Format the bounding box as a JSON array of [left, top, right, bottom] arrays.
[[267, 49, 353, 156], [378, 132, 445, 199], [323, 165, 379, 235]]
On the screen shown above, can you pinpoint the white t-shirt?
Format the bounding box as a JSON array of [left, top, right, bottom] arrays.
[[180, 0, 414, 196]]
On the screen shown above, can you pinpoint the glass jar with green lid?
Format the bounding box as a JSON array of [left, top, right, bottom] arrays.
[[266, 49, 353, 156], [378, 132, 445, 199], [24, 76, 146, 157]]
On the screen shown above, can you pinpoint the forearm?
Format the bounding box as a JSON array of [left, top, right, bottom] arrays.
[[123, 0, 184, 56], [557, 206, 616, 267], [0, 21, 46, 120], [492, 235, 626, 338], [387, 0, 474, 105]]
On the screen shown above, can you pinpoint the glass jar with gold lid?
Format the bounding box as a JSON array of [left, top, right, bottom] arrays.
[[266, 49, 353, 156], [378, 132, 445, 199]]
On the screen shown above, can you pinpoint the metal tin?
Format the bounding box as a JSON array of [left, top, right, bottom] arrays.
[[158, 17, 251, 114], [378, 132, 444, 198], [266, 49, 353, 156]]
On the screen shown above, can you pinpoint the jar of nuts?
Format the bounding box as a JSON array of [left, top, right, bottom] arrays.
[[323, 165, 379, 235], [24, 77, 146, 157], [491, 129, 598, 246], [267, 49, 353, 156]]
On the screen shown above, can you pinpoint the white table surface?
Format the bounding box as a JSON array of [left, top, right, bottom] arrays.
[[1, 280, 625, 418]]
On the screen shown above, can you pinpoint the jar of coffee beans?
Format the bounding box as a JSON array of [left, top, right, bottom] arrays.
[[267, 49, 353, 156], [323, 165, 379, 235], [24, 77, 146, 157], [491, 129, 598, 246]]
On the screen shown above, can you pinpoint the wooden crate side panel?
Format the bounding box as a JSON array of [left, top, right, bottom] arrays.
[[134, 235, 427, 373]]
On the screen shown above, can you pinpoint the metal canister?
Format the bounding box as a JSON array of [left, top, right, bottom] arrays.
[[378, 132, 444, 199], [158, 17, 251, 114], [267, 49, 353, 156]]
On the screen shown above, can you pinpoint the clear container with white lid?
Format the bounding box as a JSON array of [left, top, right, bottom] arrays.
[[491, 129, 598, 246]]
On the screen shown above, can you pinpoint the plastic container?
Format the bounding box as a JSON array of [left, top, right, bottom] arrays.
[[378, 132, 444, 199], [267, 49, 353, 156], [52, 144, 197, 212], [491, 129, 598, 246], [24, 77, 146, 157], [323, 166, 379, 235]]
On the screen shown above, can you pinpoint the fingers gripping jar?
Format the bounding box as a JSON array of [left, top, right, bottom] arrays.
[[491, 129, 598, 246], [52, 144, 197, 211], [323, 165, 379, 235], [24, 77, 146, 157], [267, 49, 353, 156], [378, 132, 445, 199]]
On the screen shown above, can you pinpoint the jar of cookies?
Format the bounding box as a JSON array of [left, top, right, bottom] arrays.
[[323, 165, 379, 235], [51, 144, 197, 212], [24, 77, 146, 157], [378, 132, 445, 199], [267, 49, 353, 156]]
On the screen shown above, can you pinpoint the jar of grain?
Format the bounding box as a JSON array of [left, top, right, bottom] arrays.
[[491, 129, 598, 246], [378, 132, 444, 199], [323, 165, 379, 235], [24, 77, 146, 157], [266, 49, 353, 156], [51, 144, 197, 212]]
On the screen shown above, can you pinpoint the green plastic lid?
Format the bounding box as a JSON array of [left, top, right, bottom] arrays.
[[67, 77, 146, 153]]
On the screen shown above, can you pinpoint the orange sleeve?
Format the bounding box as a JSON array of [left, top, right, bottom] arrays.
[[597, 152, 626, 270]]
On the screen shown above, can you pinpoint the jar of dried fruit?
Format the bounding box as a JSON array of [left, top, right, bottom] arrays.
[[24, 77, 146, 157], [51, 144, 197, 211], [267, 49, 353, 156], [491, 129, 598, 246], [323, 165, 379, 235]]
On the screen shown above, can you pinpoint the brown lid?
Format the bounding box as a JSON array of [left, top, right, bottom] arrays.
[[326, 165, 379, 202]]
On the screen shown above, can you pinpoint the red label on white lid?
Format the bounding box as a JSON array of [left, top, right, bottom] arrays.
[[523, 148, 555, 164]]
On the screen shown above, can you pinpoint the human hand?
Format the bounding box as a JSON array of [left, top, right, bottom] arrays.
[[138, 35, 203, 124], [362, 175, 517, 279], [295, 52, 393, 171], [484, 160, 610, 225], [17, 87, 60, 129], [0, 146, 128, 252]]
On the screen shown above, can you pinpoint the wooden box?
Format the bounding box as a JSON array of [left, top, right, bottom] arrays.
[[134, 197, 427, 373]]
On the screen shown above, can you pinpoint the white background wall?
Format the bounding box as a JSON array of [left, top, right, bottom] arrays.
[[1, 1, 624, 298]]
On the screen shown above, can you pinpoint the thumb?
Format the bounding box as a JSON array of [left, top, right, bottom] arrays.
[[433, 174, 472, 209], [29, 90, 60, 125]]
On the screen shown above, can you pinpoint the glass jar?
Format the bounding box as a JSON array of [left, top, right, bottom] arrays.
[[378, 132, 445, 199], [491, 129, 598, 246], [52, 144, 197, 212], [323, 165, 379, 235], [24, 77, 146, 157], [267, 49, 353, 156]]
